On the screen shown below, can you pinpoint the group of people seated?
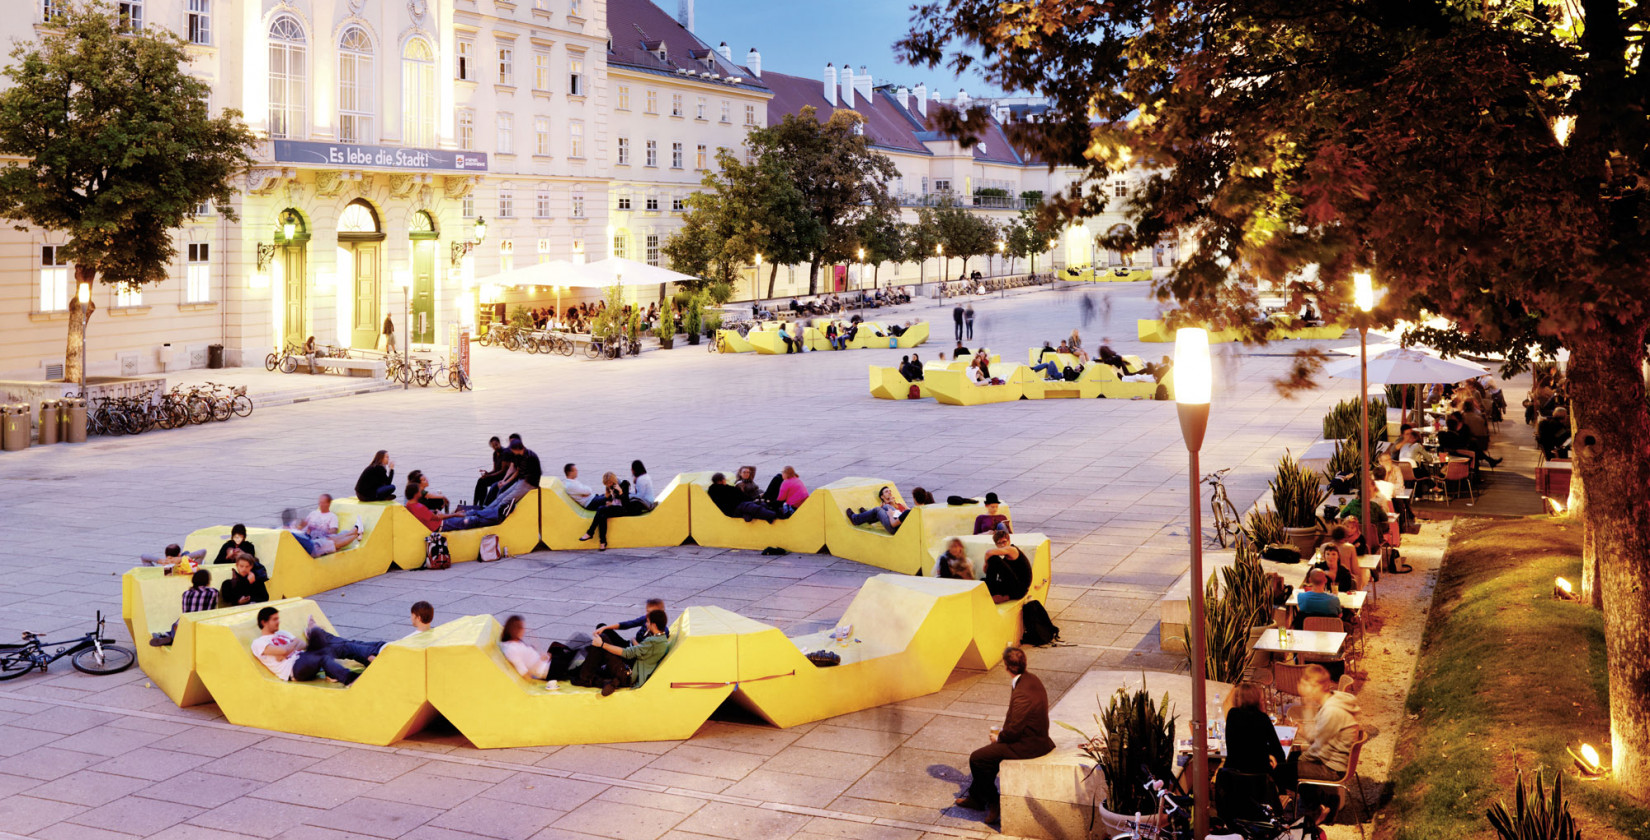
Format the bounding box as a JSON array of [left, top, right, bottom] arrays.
[[143, 525, 274, 647], [1216, 668, 1363, 830], [842, 487, 1012, 537], [249, 603, 436, 687], [705, 466, 809, 522], [561, 460, 658, 549], [406, 435, 543, 533], [897, 354, 927, 382], [820, 316, 917, 350], [934, 527, 1032, 603], [500, 599, 672, 696], [1028, 341, 1088, 382]]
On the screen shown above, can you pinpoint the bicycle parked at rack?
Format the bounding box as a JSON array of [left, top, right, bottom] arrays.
[[0, 612, 134, 681], [1108, 766, 1321, 840], [1204, 468, 1246, 549]]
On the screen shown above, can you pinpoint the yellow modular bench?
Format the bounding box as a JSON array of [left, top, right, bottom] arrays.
[[540, 477, 688, 549], [816, 479, 1012, 575], [184, 525, 344, 601], [712, 328, 757, 353], [933, 534, 1055, 669], [683, 471, 827, 553], [426, 608, 749, 748], [1063, 266, 1152, 283], [121, 565, 265, 707], [193, 599, 441, 746], [1137, 318, 1348, 343], [731, 575, 975, 728], [926, 364, 1028, 405]]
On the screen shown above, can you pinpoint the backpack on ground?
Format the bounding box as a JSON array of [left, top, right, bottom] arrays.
[[908, 384, 921, 399], [422, 533, 451, 570], [479, 534, 505, 562], [1020, 600, 1061, 646]]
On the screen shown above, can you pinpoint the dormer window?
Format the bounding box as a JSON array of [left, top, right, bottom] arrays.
[[656, 46, 668, 62]]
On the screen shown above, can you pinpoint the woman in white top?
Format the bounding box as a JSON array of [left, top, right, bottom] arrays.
[[631, 460, 657, 510], [499, 615, 550, 680]]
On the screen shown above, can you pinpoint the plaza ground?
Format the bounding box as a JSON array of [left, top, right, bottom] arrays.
[[0, 284, 1438, 839]]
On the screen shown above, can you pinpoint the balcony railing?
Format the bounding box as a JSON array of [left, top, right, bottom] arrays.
[[895, 192, 1033, 211]]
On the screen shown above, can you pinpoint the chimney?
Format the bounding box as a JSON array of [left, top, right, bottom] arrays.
[[956, 88, 971, 111], [895, 86, 910, 111], [677, 0, 694, 31], [717, 42, 732, 62], [841, 61, 856, 108], [746, 47, 761, 77], [855, 66, 872, 101], [823, 63, 837, 106], [914, 83, 928, 117]]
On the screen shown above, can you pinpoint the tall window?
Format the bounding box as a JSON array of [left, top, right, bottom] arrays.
[[267, 16, 307, 139], [616, 85, 630, 110], [696, 144, 707, 169], [612, 233, 627, 259], [402, 39, 436, 147], [745, 104, 756, 126], [117, 0, 142, 31], [536, 189, 551, 218], [645, 140, 657, 167], [458, 108, 475, 150], [570, 0, 583, 14], [568, 55, 584, 95], [535, 116, 550, 155], [533, 51, 550, 91], [498, 45, 514, 85], [670, 94, 683, 117], [720, 100, 730, 123], [186, 0, 210, 44], [186, 243, 212, 303], [671, 197, 684, 212], [497, 113, 514, 154], [337, 27, 374, 144], [498, 186, 514, 218], [616, 137, 629, 165], [499, 241, 514, 273], [39, 246, 69, 312], [457, 38, 474, 80], [617, 195, 631, 210], [571, 192, 585, 217], [646, 235, 660, 267], [462, 194, 475, 218], [645, 196, 659, 211], [671, 142, 683, 169], [695, 96, 705, 119], [645, 90, 658, 114], [568, 121, 584, 157]]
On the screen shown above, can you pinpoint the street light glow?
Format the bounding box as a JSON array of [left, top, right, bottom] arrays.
[[1354, 271, 1374, 312], [474, 216, 488, 244], [1174, 328, 1212, 406]]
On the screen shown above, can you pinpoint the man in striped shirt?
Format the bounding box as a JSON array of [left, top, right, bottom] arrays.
[[149, 569, 219, 647]]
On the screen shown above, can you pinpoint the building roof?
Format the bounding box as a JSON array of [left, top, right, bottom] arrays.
[[758, 69, 1026, 165], [606, 0, 769, 93]]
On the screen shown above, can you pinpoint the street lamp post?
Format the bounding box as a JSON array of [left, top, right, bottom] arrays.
[[753, 253, 762, 311], [857, 248, 866, 316], [1354, 272, 1376, 564], [937, 243, 945, 305], [1048, 238, 1059, 283], [1174, 327, 1214, 840], [996, 240, 1006, 299], [395, 269, 412, 390]]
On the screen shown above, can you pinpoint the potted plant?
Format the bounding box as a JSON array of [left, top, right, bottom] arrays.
[[655, 317, 674, 350], [684, 295, 703, 345], [1270, 452, 1329, 557], [1068, 685, 1178, 828]]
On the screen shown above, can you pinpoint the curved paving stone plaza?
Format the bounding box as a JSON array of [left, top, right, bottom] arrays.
[[0, 285, 1365, 840]]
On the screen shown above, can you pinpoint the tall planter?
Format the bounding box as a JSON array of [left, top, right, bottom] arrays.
[[1058, 686, 1178, 818], [1271, 453, 1328, 557]]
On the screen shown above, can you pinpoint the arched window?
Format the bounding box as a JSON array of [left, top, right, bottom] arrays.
[[338, 27, 375, 144], [339, 199, 381, 233], [402, 38, 436, 147], [268, 16, 307, 139]]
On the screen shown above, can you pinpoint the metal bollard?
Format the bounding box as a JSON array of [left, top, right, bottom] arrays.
[[64, 397, 88, 443], [1, 405, 29, 451], [37, 399, 59, 444]]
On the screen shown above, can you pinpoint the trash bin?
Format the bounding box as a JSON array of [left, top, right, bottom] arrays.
[[37, 400, 59, 445], [1, 405, 29, 451], [63, 397, 87, 443], [208, 343, 225, 369]]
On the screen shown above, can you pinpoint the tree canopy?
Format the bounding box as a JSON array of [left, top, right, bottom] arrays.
[[664, 147, 815, 296], [0, 0, 257, 382], [903, 0, 1650, 800]]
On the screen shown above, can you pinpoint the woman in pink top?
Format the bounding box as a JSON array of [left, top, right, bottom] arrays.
[[775, 466, 809, 509]]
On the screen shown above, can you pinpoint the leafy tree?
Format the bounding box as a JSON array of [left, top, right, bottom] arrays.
[[903, 0, 1650, 798], [918, 198, 998, 279], [1001, 207, 1052, 275], [0, 1, 256, 384], [855, 207, 905, 291], [664, 147, 816, 300], [749, 108, 898, 295]]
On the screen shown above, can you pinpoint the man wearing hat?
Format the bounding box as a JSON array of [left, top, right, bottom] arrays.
[[972, 493, 1011, 535]]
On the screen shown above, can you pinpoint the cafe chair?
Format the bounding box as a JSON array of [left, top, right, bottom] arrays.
[[1271, 661, 1309, 708], [1302, 615, 1354, 671], [1442, 459, 1476, 505], [1215, 767, 1281, 822], [1298, 726, 1375, 840]]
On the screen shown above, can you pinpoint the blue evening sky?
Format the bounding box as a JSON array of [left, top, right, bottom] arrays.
[[690, 0, 1008, 97]]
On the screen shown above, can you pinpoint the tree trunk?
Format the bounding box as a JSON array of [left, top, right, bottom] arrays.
[[807, 259, 820, 296], [1569, 333, 1650, 800], [766, 263, 779, 300], [1570, 430, 1603, 609], [64, 266, 96, 387]]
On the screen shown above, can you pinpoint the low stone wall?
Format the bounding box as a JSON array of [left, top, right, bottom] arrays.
[[0, 376, 166, 441]]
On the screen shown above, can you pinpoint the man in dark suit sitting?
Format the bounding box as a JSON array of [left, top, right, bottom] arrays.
[[954, 646, 1056, 825]]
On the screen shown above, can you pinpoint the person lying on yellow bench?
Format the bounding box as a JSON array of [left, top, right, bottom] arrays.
[[251, 606, 386, 686], [574, 608, 670, 697]]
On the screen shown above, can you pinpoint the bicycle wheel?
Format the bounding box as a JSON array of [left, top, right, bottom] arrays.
[[231, 394, 254, 418], [557, 336, 574, 356], [0, 650, 37, 681], [279, 355, 298, 374], [71, 645, 134, 676], [211, 398, 233, 422], [166, 402, 190, 429], [414, 367, 433, 387], [120, 410, 145, 436], [447, 368, 469, 391], [187, 397, 212, 425], [264, 352, 279, 372], [584, 340, 601, 359], [477, 331, 493, 347]]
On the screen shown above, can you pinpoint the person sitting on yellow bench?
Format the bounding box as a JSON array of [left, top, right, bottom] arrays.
[[577, 609, 670, 697], [250, 607, 385, 686], [846, 486, 909, 534]]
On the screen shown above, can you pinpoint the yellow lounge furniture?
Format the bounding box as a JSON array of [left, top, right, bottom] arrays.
[[712, 328, 756, 353], [930, 534, 1054, 669], [683, 471, 827, 553], [816, 479, 1012, 575], [121, 565, 262, 707], [184, 525, 346, 601], [1063, 266, 1151, 283], [731, 575, 975, 728], [193, 599, 441, 746], [539, 478, 689, 549], [1137, 318, 1348, 343], [868, 365, 932, 400], [425, 608, 749, 748], [251, 510, 399, 600], [926, 364, 1027, 405]]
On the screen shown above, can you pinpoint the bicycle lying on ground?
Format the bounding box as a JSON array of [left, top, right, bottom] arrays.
[[0, 612, 134, 681]]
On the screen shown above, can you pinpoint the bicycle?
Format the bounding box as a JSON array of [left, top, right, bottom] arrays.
[[447, 360, 472, 391], [1109, 766, 1320, 840], [1204, 468, 1245, 549], [0, 612, 135, 681]]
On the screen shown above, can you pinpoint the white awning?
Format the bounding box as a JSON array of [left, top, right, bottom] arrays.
[[474, 257, 701, 289]]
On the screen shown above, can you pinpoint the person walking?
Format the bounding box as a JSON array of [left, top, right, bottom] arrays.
[[965, 303, 976, 340], [382, 314, 396, 353], [953, 647, 1055, 825], [953, 304, 965, 341]]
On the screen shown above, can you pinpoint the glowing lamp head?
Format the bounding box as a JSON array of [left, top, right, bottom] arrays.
[[755, 253, 762, 266], [997, 241, 1005, 253], [1049, 238, 1058, 249], [1174, 328, 1212, 406], [473, 216, 487, 244], [1581, 744, 1602, 769], [858, 248, 865, 261], [1354, 272, 1375, 312], [76, 283, 89, 305], [1571, 743, 1607, 776], [1556, 577, 1573, 595], [936, 244, 943, 256], [282, 216, 296, 240]]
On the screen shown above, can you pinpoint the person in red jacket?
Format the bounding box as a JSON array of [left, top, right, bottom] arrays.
[[954, 646, 1056, 825]]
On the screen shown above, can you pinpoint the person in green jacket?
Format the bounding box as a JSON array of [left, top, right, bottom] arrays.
[[580, 609, 670, 696]]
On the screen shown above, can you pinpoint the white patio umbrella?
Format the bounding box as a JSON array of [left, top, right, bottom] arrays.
[[1330, 342, 1437, 358], [1322, 347, 1488, 384]]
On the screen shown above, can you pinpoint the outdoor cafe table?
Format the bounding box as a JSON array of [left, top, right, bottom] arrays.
[[1285, 590, 1368, 612], [1253, 629, 1348, 657]]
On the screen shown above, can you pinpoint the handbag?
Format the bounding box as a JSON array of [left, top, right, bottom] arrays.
[[805, 650, 841, 667], [479, 534, 505, 562], [422, 533, 450, 570]]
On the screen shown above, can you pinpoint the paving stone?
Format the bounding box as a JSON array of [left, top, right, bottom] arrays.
[[552, 798, 691, 840], [671, 801, 811, 840], [66, 797, 205, 836], [309, 796, 446, 838], [25, 769, 150, 807], [428, 796, 565, 840], [0, 794, 90, 834]]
